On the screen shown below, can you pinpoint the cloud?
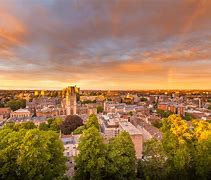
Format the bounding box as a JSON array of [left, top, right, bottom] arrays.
[[0, 0, 210, 89]]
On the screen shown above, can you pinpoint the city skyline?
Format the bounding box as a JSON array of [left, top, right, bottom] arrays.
[[0, 0, 210, 90]]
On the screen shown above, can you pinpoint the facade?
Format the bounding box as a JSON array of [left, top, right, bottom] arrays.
[[61, 134, 80, 158], [36, 107, 65, 118], [10, 109, 31, 118], [0, 107, 11, 120], [100, 114, 120, 140], [77, 104, 97, 116], [65, 86, 79, 115], [158, 102, 185, 116], [119, 121, 143, 159]]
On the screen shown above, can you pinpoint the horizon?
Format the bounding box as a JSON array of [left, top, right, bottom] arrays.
[[0, 87, 211, 91], [0, 0, 210, 89]]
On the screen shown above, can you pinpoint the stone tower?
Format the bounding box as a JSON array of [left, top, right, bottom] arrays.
[[65, 86, 79, 115]]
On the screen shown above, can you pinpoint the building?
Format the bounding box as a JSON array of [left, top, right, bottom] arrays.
[[0, 107, 11, 120], [119, 121, 143, 159], [60, 134, 80, 158], [100, 114, 120, 140], [77, 104, 97, 116], [10, 109, 31, 119], [64, 86, 79, 115], [158, 102, 185, 116]]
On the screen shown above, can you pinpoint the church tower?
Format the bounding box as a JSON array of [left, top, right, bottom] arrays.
[[65, 86, 79, 115]]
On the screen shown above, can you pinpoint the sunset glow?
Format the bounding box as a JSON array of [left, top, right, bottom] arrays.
[[0, 0, 210, 90]]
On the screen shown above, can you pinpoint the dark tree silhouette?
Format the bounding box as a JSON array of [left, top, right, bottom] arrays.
[[60, 115, 83, 135]]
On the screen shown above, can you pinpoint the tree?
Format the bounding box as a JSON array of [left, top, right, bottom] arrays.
[[49, 117, 62, 132], [86, 114, 99, 130], [60, 115, 83, 135], [161, 115, 192, 179], [0, 101, 4, 108], [140, 97, 148, 102], [157, 109, 172, 118], [39, 122, 49, 131], [183, 112, 194, 121], [74, 127, 106, 179], [97, 106, 103, 113], [15, 121, 36, 130], [5, 99, 26, 111], [73, 125, 86, 135], [137, 139, 168, 180], [3, 121, 16, 130], [106, 131, 136, 180], [191, 120, 211, 179], [0, 128, 67, 179]]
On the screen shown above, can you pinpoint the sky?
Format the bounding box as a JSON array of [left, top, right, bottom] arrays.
[[0, 0, 210, 90]]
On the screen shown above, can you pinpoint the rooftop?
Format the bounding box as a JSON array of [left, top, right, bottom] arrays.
[[119, 121, 142, 135], [13, 109, 30, 113]]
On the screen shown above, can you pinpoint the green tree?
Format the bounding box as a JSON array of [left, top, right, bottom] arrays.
[[0, 102, 4, 108], [106, 131, 136, 180], [3, 121, 16, 130], [97, 106, 103, 113], [183, 112, 194, 121], [0, 128, 67, 179], [74, 127, 106, 180], [73, 125, 86, 135], [86, 114, 99, 130], [137, 139, 168, 180], [157, 109, 172, 118], [15, 121, 36, 130], [49, 117, 62, 132], [5, 99, 26, 111], [39, 122, 49, 131]]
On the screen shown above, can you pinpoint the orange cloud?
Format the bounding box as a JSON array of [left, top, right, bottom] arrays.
[[0, 9, 25, 48]]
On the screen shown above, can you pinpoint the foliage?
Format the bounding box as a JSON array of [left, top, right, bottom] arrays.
[[183, 112, 194, 121], [129, 111, 133, 116], [38, 118, 62, 132], [157, 109, 172, 118], [0, 101, 4, 108], [60, 115, 83, 135], [14, 121, 36, 130], [74, 127, 106, 179], [97, 105, 103, 113], [152, 120, 162, 129], [137, 139, 168, 180], [5, 99, 26, 111], [3, 121, 16, 130], [39, 122, 49, 131], [73, 125, 86, 135], [49, 117, 62, 132], [80, 100, 96, 104], [0, 128, 67, 179], [140, 97, 148, 102], [138, 115, 211, 180], [106, 131, 136, 180], [86, 114, 99, 130]]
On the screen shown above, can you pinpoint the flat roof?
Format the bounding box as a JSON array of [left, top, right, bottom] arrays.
[[119, 121, 142, 135]]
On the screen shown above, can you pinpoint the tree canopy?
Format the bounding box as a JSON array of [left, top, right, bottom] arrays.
[[138, 114, 211, 180], [86, 114, 99, 130], [60, 115, 83, 135], [74, 126, 106, 179], [0, 128, 67, 179], [5, 99, 26, 111], [74, 119, 136, 180], [106, 131, 136, 180]]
